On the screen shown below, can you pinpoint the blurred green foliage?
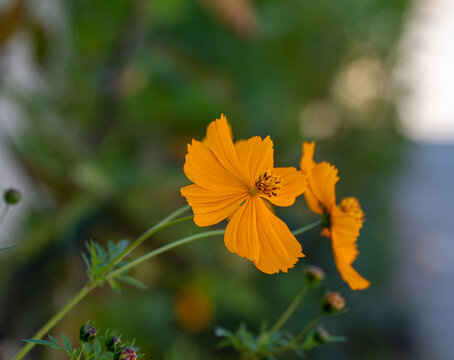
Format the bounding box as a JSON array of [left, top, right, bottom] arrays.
[[0, 0, 410, 359]]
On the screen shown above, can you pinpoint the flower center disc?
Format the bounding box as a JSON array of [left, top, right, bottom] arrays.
[[339, 197, 365, 222], [250, 170, 283, 197]]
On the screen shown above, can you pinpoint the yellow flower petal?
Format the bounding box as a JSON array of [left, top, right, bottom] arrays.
[[206, 114, 250, 185], [225, 197, 304, 274], [264, 167, 308, 207], [330, 206, 370, 290], [307, 162, 339, 213], [235, 136, 274, 185], [184, 139, 248, 192], [300, 141, 316, 174], [181, 184, 248, 226]]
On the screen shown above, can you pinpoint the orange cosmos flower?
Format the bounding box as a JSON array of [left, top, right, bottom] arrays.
[[181, 115, 308, 274], [300, 142, 370, 290]]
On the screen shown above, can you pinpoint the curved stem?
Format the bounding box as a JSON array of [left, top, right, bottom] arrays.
[[105, 205, 191, 270], [291, 220, 321, 236], [268, 284, 309, 336], [293, 312, 324, 343], [268, 312, 324, 357], [0, 205, 10, 227], [106, 230, 225, 280], [76, 343, 85, 360], [14, 285, 92, 360]]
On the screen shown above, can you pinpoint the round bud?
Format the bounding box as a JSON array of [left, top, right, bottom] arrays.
[[305, 265, 325, 285], [321, 292, 345, 314], [79, 324, 97, 343], [3, 188, 21, 205]]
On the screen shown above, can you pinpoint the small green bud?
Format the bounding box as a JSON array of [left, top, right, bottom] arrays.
[[107, 335, 122, 352], [305, 265, 324, 285], [313, 328, 330, 344], [79, 324, 97, 343], [321, 292, 345, 314], [119, 347, 137, 360], [3, 188, 21, 205]]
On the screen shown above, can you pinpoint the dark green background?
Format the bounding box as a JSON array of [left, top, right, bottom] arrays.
[[0, 0, 410, 358]]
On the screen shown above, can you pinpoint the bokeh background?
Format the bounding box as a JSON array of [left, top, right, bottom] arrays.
[[1, 0, 453, 359]]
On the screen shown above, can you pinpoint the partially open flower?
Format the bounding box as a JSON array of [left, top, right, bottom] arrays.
[[321, 291, 346, 314], [119, 347, 137, 360], [79, 324, 97, 343]]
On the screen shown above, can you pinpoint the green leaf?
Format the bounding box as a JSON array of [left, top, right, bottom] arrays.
[[61, 333, 72, 353], [23, 339, 54, 347], [118, 275, 147, 289], [327, 335, 346, 343], [48, 335, 63, 351], [108, 278, 122, 294], [81, 252, 91, 270], [0, 244, 15, 251], [93, 339, 102, 355], [215, 327, 233, 337]]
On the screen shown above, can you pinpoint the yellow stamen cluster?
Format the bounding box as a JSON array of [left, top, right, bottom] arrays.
[[250, 170, 283, 197], [340, 197, 365, 223]]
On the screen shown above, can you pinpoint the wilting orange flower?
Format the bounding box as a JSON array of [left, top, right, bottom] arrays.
[[300, 142, 370, 290], [181, 115, 308, 274]]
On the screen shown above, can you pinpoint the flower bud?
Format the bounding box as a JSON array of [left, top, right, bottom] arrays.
[[313, 328, 330, 344], [79, 324, 97, 343], [3, 188, 21, 205], [321, 292, 345, 314], [119, 347, 137, 360], [107, 335, 122, 352], [305, 265, 324, 285]]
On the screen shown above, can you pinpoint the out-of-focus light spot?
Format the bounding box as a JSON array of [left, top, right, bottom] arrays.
[[118, 64, 150, 98], [299, 100, 340, 139], [395, 0, 454, 143], [332, 57, 385, 115], [174, 286, 214, 333], [197, 0, 257, 39]]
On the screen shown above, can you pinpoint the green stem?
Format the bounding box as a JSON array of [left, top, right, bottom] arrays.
[[108, 219, 321, 281], [105, 205, 191, 270], [0, 205, 10, 227], [293, 312, 324, 344], [268, 284, 309, 336], [105, 230, 225, 280], [15, 285, 92, 360], [291, 220, 321, 236], [268, 312, 324, 357], [76, 343, 85, 360]]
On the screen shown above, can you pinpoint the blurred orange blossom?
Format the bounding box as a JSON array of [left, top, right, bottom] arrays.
[[300, 142, 370, 290]]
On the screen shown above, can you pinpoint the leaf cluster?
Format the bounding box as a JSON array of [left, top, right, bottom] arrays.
[[216, 322, 344, 360], [82, 240, 147, 293], [25, 322, 143, 360]]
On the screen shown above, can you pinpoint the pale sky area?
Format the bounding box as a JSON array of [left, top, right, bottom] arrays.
[[396, 0, 454, 143]]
